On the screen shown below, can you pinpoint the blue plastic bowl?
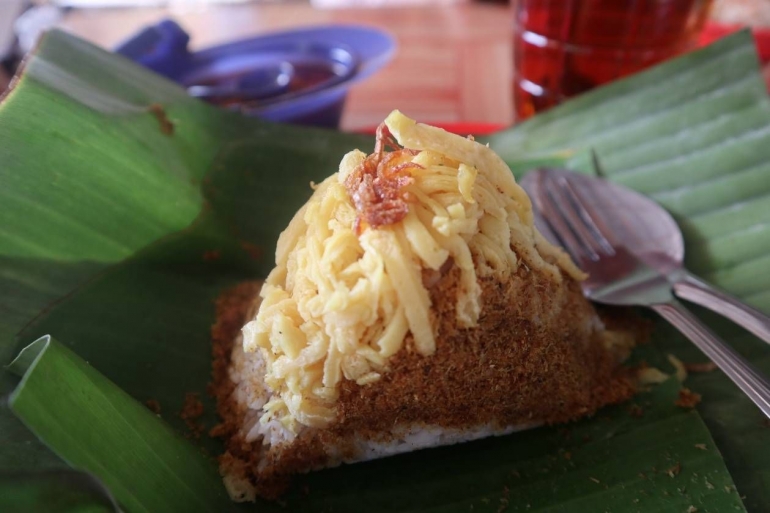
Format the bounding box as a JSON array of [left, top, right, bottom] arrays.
[[116, 20, 395, 129]]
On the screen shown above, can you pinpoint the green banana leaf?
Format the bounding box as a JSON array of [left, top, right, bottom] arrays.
[[0, 470, 119, 513], [1, 27, 768, 512]]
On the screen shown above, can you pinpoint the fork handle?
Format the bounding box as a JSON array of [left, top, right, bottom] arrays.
[[672, 272, 770, 346], [652, 301, 770, 419]]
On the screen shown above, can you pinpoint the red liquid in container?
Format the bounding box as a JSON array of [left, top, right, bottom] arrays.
[[513, 0, 714, 120]]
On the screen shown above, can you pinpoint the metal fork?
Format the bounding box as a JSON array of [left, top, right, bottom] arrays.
[[528, 171, 770, 418]]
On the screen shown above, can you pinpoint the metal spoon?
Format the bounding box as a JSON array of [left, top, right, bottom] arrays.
[[521, 168, 770, 345]]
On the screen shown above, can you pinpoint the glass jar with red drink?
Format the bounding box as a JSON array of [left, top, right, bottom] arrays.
[[513, 0, 714, 120]]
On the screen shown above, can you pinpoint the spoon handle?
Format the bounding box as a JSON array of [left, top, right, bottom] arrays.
[[652, 300, 770, 419], [672, 272, 770, 346]]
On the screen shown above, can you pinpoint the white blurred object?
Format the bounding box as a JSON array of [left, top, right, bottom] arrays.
[[712, 0, 770, 27], [15, 5, 64, 54], [49, 0, 260, 7], [311, 0, 464, 8], [0, 0, 27, 61]]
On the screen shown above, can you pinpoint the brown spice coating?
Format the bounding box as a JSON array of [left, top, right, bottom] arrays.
[[667, 462, 682, 477], [675, 388, 702, 409], [211, 263, 645, 499], [333, 265, 635, 434], [203, 250, 221, 262], [180, 393, 204, 420], [148, 103, 174, 136], [180, 392, 205, 438], [684, 361, 717, 373], [145, 399, 161, 415], [210, 281, 263, 443]]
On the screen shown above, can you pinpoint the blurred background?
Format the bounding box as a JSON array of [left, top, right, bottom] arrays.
[[1, 0, 769, 132]]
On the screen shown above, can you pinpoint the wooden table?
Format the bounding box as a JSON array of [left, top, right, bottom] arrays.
[[60, 2, 514, 132]]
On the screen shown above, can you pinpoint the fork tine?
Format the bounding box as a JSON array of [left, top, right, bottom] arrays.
[[530, 194, 565, 250], [536, 172, 597, 264], [525, 172, 563, 247], [558, 176, 616, 256], [542, 173, 614, 261]]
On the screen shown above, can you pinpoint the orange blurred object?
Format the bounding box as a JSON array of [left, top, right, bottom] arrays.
[[513, 0, 714, 121]]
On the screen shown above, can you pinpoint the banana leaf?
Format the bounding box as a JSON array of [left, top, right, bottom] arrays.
[[0, 470, 119, 513], [0, 28, 767, 512]]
